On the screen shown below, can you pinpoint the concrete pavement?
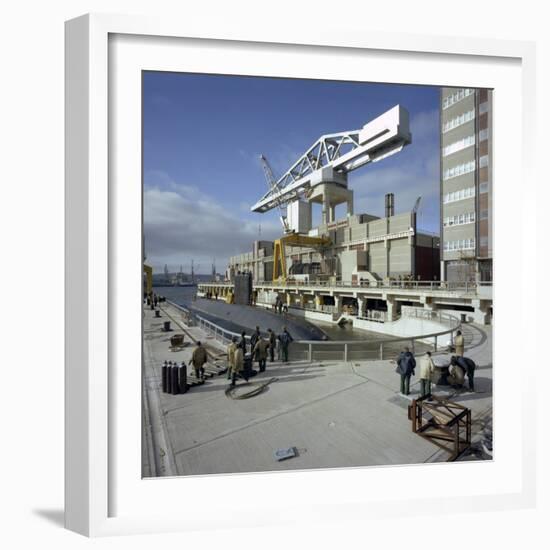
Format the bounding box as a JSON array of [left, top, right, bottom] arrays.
[[142, 302, 493, 477]]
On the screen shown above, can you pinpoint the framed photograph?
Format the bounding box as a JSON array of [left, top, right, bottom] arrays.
[[65, 13, 536, 536]]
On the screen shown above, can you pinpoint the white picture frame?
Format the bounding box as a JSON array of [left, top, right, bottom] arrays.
[[65, 13, 537, 537]]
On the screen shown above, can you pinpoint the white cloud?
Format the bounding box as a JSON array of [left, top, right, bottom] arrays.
[[144, 107, 441, 272], [144, 175, 281, 273]]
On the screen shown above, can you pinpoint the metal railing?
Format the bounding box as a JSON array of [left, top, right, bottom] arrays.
[[358, 309, 387, 322], [198, 280, 491, 294], [168, 301, 254, 348], [400, 306, 457, 328], [167, 301, 461, 363]]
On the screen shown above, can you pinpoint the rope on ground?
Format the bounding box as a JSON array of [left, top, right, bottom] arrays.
[[225, 378, 278, 400]]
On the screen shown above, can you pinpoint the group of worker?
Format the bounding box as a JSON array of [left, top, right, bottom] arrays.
[[394, 330, 477, 397], [225, 326, 294, 387], [144, 291, 165, 309], [274, 296, 288, 314], [187, 326, 294, 387]]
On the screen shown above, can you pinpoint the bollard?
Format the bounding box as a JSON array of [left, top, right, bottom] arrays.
[[163, 321, 171, 332], [155, 309, 161, 318], [161, 360, 168, 393], [179, 362, 188, 394], [171, 364, 180, 395], [166, 361, 173, 393]]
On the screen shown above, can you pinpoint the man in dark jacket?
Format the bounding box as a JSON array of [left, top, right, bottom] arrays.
[[238, 331, 247, 354], [191, 341, 208, 380], [450, 355, 476, 391], [395, 347, 416, 395], [250, 326, 261, 359], [278, 327, 293, 363], [267, 328, 276, 362]]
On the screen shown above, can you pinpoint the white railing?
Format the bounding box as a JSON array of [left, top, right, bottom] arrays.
[[198, 280, 490, 294], [166, 302, 461, 363], [357, 309, 387, 323]]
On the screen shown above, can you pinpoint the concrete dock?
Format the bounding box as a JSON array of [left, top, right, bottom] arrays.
[[142, 302, 493, 477]]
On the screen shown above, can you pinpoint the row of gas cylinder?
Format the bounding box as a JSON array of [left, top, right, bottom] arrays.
[[161, 360, 204, 395]]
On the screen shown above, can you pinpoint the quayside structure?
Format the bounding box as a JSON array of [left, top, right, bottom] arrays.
[[201, 105, 492, 324], [246, 105, 437, 286]]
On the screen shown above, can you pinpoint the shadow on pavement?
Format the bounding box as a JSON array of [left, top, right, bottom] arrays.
[[464, 324, 488, 352]]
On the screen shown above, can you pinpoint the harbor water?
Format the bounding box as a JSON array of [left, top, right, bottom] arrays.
[[153, 286, 413, 350]]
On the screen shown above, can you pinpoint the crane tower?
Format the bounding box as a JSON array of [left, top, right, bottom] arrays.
[[251, 105, 412, 232]]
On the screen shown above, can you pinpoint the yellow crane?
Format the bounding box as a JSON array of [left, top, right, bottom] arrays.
[[272, 233, 331, 282], [143, 263, 153, 295], [259, 155, 331, 282]]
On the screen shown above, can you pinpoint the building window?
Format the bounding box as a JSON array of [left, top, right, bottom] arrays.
[[443, 239, 476, 252], [443, 212, 475, 227], [442, 109, 475, 133], [442, 135, 476, 157], [479, 182, 489, 194], [479, 101, 489, 114], [442, 88, 475, 110], [443, 160, 476, 181], [443, 186, 476, 204], [480, 236, 488, 247], [480, 209, 488, 220], [479, 155, 489, 168], [479, 128, 489, 141]]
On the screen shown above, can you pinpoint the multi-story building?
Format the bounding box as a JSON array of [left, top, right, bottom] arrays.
[[440, 87, 493, 282], [227, 206, 440, 285]]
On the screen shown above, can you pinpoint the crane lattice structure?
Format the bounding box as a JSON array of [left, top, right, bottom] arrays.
[[252, 105, 411, 215], [259, 154, 291, 233]]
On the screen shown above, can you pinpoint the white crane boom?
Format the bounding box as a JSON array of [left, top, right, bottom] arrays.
[[251, 105, 411, 213], [259, 154, 291, 233]]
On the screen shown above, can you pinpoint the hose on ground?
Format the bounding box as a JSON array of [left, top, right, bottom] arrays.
[[225, 377, 278, 400]]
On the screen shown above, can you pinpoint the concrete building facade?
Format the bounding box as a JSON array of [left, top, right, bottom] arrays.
[[228, 209, 440, 285], [440, 87, 493, 282]]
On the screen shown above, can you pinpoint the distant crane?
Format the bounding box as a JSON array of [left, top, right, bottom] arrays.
[[412, 196, 422, 215], [259, 154, 291, 233], [410, 196, 422, 231]]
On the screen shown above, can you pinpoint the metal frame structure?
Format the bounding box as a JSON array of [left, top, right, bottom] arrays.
[[408, 394, 471, 461], [272, 233, 331, 282], [251, 104, 411, 214], [259, 154, 291, 232]]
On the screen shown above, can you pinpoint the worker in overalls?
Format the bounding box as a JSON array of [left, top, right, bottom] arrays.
[[278, 327, 294, 363], [253, 336, 270, 373], [454, 330, 465, 357], [226, 337, 237, 380], [231, 345, 245, 386], [191, 341, 207, 380]]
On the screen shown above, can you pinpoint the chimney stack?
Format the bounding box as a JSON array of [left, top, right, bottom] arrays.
[[385, 193, 395, 217]]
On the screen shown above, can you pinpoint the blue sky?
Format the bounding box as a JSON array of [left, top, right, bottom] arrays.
[[143, 72, 440, 274]]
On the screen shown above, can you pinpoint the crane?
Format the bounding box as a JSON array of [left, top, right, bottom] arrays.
[[412, 196, 422, 214], [252, 105, 412, 283], [251, 105, 411, 214], [259, 154, 291, 234]]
